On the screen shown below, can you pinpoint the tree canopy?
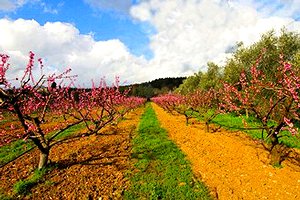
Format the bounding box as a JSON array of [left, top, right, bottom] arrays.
[[176, 28, 300, 93]]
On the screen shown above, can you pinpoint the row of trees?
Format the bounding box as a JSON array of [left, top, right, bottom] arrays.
[[121, 77, 185, 98], [0, 52, 145, 169], [153, 29, 300, 166], [176, 29, 300, 94]]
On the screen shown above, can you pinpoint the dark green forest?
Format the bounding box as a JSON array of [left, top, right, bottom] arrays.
[[121, 77, 185, 98]]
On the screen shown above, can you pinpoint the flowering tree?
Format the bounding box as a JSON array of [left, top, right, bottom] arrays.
[[221, 53, 300, 166], [186, 89, 221, 132], [0, 52, 145, 170], [152, 90, 221, 131], [151, 94, 196, 125], [60, 79, 146, 136], [151, 94, 183, 114], [119, 96, 146, 117], [0, 52, 82, 169]]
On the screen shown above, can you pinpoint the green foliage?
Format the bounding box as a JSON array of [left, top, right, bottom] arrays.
[[124, 77, 186, 97], [175, 72, 203, 94], [224, 29, 300, 84], [212, 113, 300, 149], [124, 103, 211, 200], [131, 85, 155, 98], [176, 62, 222, 94], [198, 62, 222, 90], [13, 167, 51, 195], [177, 29, 300, 93]]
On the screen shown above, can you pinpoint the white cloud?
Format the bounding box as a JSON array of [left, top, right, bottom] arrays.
[[0, 0, 27, 11], [1, 1, 300, 86], [130, 0, 300, 78], [84, 0, 132, 13], [232, 0, 300, 18], [40, 2, 64, 14], [0, 0, 62, 14], [0, 18, 148, 86]]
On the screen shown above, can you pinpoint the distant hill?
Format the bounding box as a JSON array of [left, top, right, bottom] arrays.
[[120, 77, 186, 98]]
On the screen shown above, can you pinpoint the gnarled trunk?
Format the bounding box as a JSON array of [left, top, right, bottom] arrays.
[[184, 113, 189, 126], [269, 133, 282, 166], [30, 135, 50, 170], [270, 144, 282, 166], [205, 121, 210, 133], [38, 150, 49, 170]]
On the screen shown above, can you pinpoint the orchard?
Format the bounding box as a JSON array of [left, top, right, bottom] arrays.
[[1, 30, 300, 199], [0, 52, 145, 170]]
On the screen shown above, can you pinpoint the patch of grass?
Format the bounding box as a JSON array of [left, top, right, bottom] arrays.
[[0, 188, 13, 200], [0, 111, 16, 125], [212, 113, 300, 149], [124, 103, 211, 200], [0, 140, 33, 166], [48, 122, 86, 140], [13, 167, 52, 195], [272, 163, 283, 168], [0, 122, 85, 167]]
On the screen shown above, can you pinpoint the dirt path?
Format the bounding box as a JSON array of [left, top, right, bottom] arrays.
[[152, 103, 300, 200], [0, 107, 144, 199]]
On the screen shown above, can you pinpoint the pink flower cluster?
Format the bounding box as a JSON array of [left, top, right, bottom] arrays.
[[221, 52, 299, 137], [0, 54, 10, 85]]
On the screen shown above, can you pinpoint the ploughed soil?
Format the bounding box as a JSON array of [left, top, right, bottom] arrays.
[[0, 107, 144, 199], [152, 103, 300, 200]]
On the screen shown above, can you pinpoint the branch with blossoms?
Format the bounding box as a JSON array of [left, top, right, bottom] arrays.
[[185, 89, 222, 132], [220, 51, 300, 166], [152, 89, 222, 131], [152, 94, 197, 125], [0, 52, 82, 169], [118, 96, 146, 118], [51, 78, 146, 139], [151, 94, 183, 114], [1, 52, 146, 170]]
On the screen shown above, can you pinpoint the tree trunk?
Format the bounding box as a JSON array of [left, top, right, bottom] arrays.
[[269, 134, 282, 166], [38, 150, 49, 170], [184, 114, 189, 126], [205, 122, 210, 133], [270, 144, 282, 166]]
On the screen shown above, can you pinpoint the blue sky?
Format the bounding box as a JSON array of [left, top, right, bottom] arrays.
[[0, 0, 154, 59], [0, 0, 300, 85]]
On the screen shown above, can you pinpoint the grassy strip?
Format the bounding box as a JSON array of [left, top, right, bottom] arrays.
[[13, 167, 53, 195], [124, 103, 211, 200], [0, 166, 54, 200], [211, 113, 300, 149], [0, 140, 34, 167], [0, 122, 86, 167]]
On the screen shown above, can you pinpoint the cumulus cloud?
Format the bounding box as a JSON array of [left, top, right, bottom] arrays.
[[1, 0, 300, 86], [0, 18, 148, 86], [130, 0, 300, 77], [84, 0, 132, 13]]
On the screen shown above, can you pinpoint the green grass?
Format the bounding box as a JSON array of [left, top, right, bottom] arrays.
[[48, 122, 86, 140], [0, 140, 34, 167], [13, 167, 53, 195], [0, 122, 86, 167], [0, 189, 13, 200], [124, 103, 211, 200], [211, 113, 300, 149]]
